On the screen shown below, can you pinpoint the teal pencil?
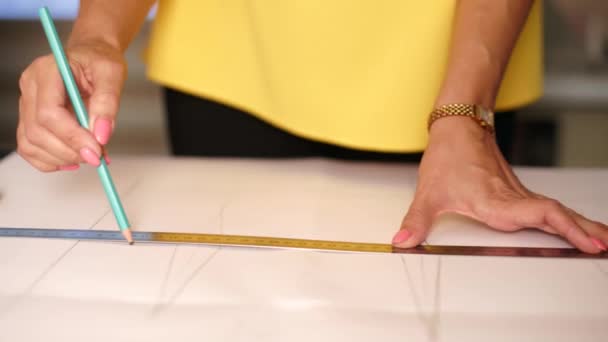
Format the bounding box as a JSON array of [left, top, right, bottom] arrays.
[[39, 6, 134, 244]]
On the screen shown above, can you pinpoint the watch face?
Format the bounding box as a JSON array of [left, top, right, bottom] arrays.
[[476, 106, 495, 127]]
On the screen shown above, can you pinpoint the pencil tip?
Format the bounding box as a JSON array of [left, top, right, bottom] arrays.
[[129, 241, 134, 245], [121, 229, 134, 245]]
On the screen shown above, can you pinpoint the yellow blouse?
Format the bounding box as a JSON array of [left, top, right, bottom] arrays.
[[145, 1, 543, 152]]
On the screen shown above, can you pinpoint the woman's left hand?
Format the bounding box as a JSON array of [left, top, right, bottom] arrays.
[[392, 116, 608, 254]]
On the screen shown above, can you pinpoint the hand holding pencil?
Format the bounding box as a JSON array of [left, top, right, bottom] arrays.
[[16, 7, 133, 243], [18, 10, 125, 171]]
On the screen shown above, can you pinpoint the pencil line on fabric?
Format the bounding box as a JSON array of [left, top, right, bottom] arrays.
[[156, 245, 179, 304], [400, 255, 428, 324], [0, 240, 80, 318], [149, 247, 221, 316], [88, 207, 113, 231], [420, 255, 427, 299], [592, 261, 608, 280], [428, 257, 443, 342], [400, 255, 442, 342], [150, 197, 233, 316], [1, 173, 145, 317], [219, 202, 228, 235]]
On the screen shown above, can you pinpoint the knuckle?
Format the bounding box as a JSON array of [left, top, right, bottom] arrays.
[[599, 230, 608, 241], [98, 59, 123, 74], [472, 199, 489, 217], [590, 221, 608, 238], [38, 165, 56, 173], [402, 203, 432, 226], [404, 206, 424, 221], [18, 71, 30, 92], [20, 55, 54, 92], [589, 218, 607, 227], [94, 92, 118, 108], [18, 96, 25, 114], [32, 55, 54, 69], [472, 196, 497, 219], [64, 127, 85, 147], [544, 199, 562, 212], [16, 143, 33, 158], [492, 184, 521, 201], [26, 56, 50, 76], [64, 149, 81, 164], [24, 127, 44, 146], [31, 55, 47, 67], [36, 108, 60, 127]]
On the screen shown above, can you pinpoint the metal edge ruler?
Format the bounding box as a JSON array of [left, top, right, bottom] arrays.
[[0, 227, 606, 259]]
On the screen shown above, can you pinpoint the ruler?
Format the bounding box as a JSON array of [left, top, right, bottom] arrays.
[[0, 227, 605, 259]]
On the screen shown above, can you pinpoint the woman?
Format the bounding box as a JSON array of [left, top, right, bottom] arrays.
[[16, 0, 608, 253]]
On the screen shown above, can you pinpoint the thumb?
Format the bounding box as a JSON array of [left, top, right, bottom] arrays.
[[88, 60, 124, 145], [392, 200, 434, 248]]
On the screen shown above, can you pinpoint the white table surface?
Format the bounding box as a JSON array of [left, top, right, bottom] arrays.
[[0, 152, 607, 342]]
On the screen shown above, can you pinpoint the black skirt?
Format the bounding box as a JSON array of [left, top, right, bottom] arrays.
[[163, 87, 515, 162]]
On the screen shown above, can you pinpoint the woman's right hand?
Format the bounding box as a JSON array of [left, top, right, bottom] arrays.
[[17, 41, 126, 172]]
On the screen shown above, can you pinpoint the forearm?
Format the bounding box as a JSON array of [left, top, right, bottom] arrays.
[[68, 0, 156, 52], [435, 0, 533, 109]]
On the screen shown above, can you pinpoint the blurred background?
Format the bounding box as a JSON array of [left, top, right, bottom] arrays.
[[1, 0, 607, 166]]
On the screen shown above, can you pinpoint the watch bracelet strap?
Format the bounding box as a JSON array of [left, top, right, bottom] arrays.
[[427, 103, 494, 133]]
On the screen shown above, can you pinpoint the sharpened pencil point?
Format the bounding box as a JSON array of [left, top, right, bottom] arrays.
[[121, 229, 134, 245]]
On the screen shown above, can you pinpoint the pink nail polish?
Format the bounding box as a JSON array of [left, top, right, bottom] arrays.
[[94, 118, 112, 145], [59, 164, 80, 171], [392, 230, 411, 244], [590, 238, 607, 252], [79, 148, 101, 167], [104, 154, 111, 165]]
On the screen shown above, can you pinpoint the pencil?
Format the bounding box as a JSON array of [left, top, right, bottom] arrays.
[[39, 6, 134, 244]]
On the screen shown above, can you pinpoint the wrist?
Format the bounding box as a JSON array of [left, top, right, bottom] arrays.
[[68, 33, 123, 53], [434, 60, 501, 111], [68, 19, 125, 52], [434, 88, 497, 111], [427, 102, 495, 142], [428, 115, 489, 143], [427, 118, 497, 159]]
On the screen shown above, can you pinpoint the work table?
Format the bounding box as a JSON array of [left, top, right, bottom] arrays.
[[0, 153, 606, 341]]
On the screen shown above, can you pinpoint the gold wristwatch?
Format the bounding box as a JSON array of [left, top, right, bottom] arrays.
[[427, 103, 495, 133]]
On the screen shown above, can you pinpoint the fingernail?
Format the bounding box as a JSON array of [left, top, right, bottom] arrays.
[[94, 118, 112, 145], [590, 237, 607, 251], [59, 164, 80, 171], [392, 230, 411, 244], [79, 147, 101, 167]]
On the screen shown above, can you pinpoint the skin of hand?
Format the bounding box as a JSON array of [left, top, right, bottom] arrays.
[[17, 42, 126, 171], [16, 0, 155, 172], [393, 0, 608, 253], [393, 116, 608, 254]]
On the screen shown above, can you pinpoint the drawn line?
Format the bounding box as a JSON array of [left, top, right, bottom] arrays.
[[150, 247, 221, 316], [0, 240, 80, 318]]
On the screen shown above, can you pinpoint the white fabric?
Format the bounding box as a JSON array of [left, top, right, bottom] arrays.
[[0, 153, 607, 341]]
